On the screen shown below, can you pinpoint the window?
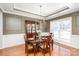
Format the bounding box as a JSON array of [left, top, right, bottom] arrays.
[[50, 21, 60, 39], [50, 17, 71, 42]]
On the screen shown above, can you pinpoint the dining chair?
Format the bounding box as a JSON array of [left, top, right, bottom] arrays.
[[24, 34, 32, 56], [40, 33, 53, 56], [24, 33, 39, 56]]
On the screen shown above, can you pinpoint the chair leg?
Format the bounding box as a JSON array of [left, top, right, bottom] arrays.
[[52, 40, 53, 50], [42, 49, 45, 56], [33, 45, 36, 56], [48, 44, 51, 56], [25, 44, 28, 56], [25, 51, 28, 56], [43, 52, 45, 56], [26, 49, 28, 56], [25, 47, 27, 53], [49, 48, 51, 56]]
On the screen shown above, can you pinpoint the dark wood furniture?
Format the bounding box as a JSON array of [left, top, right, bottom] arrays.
[[24, 20, 54, 56], [27, 39, 43, 55], [24, 33, 53, 56], [24, 35, 34, 56], [24, 33, 39, 56], [24, 20, 40, 56], [40, 33, 53, 56], [25, 20, 40, 33]]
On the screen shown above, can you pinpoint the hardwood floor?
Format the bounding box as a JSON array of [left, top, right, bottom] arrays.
[[0, 42, 79, 56]]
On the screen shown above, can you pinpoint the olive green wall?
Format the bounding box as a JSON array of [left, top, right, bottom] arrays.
[[45, 20, 50, 32], [3, 13, 41, 34], [3, 14, 25, 34], [40, 20, 50, 32], [72, 14, 79, 35]]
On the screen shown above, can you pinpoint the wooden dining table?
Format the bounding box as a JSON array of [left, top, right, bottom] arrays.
[[25, 35, 53, 56]]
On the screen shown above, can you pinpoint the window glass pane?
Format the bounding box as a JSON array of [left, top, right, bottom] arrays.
[[50, 17, 71, 42], [50, 20, 60, 39], [60, 18, 71, 41]]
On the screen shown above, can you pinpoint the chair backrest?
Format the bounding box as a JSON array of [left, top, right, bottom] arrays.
[[41, 33, 53, 48], [24, 32, 39, 41]]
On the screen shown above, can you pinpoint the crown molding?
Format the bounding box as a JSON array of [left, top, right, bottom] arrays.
[[45, 6, 69, 17]]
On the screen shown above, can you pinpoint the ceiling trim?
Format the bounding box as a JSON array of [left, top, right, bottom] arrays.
[[0, 8, 4, 12], [45, 6, 69, 17], [13, 4, 69, 18], [13, 7, 45, 17]]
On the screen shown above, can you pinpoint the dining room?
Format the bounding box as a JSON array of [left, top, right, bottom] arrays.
[[0, 3, 79, 56]]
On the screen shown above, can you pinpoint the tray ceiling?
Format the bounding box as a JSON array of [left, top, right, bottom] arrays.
[[1, 3, 79, 20], [14, 3, 69, 17]]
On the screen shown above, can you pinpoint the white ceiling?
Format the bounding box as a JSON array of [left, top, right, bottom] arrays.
[[14, 3, 68, 16], [0, 3, 79, 20]]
